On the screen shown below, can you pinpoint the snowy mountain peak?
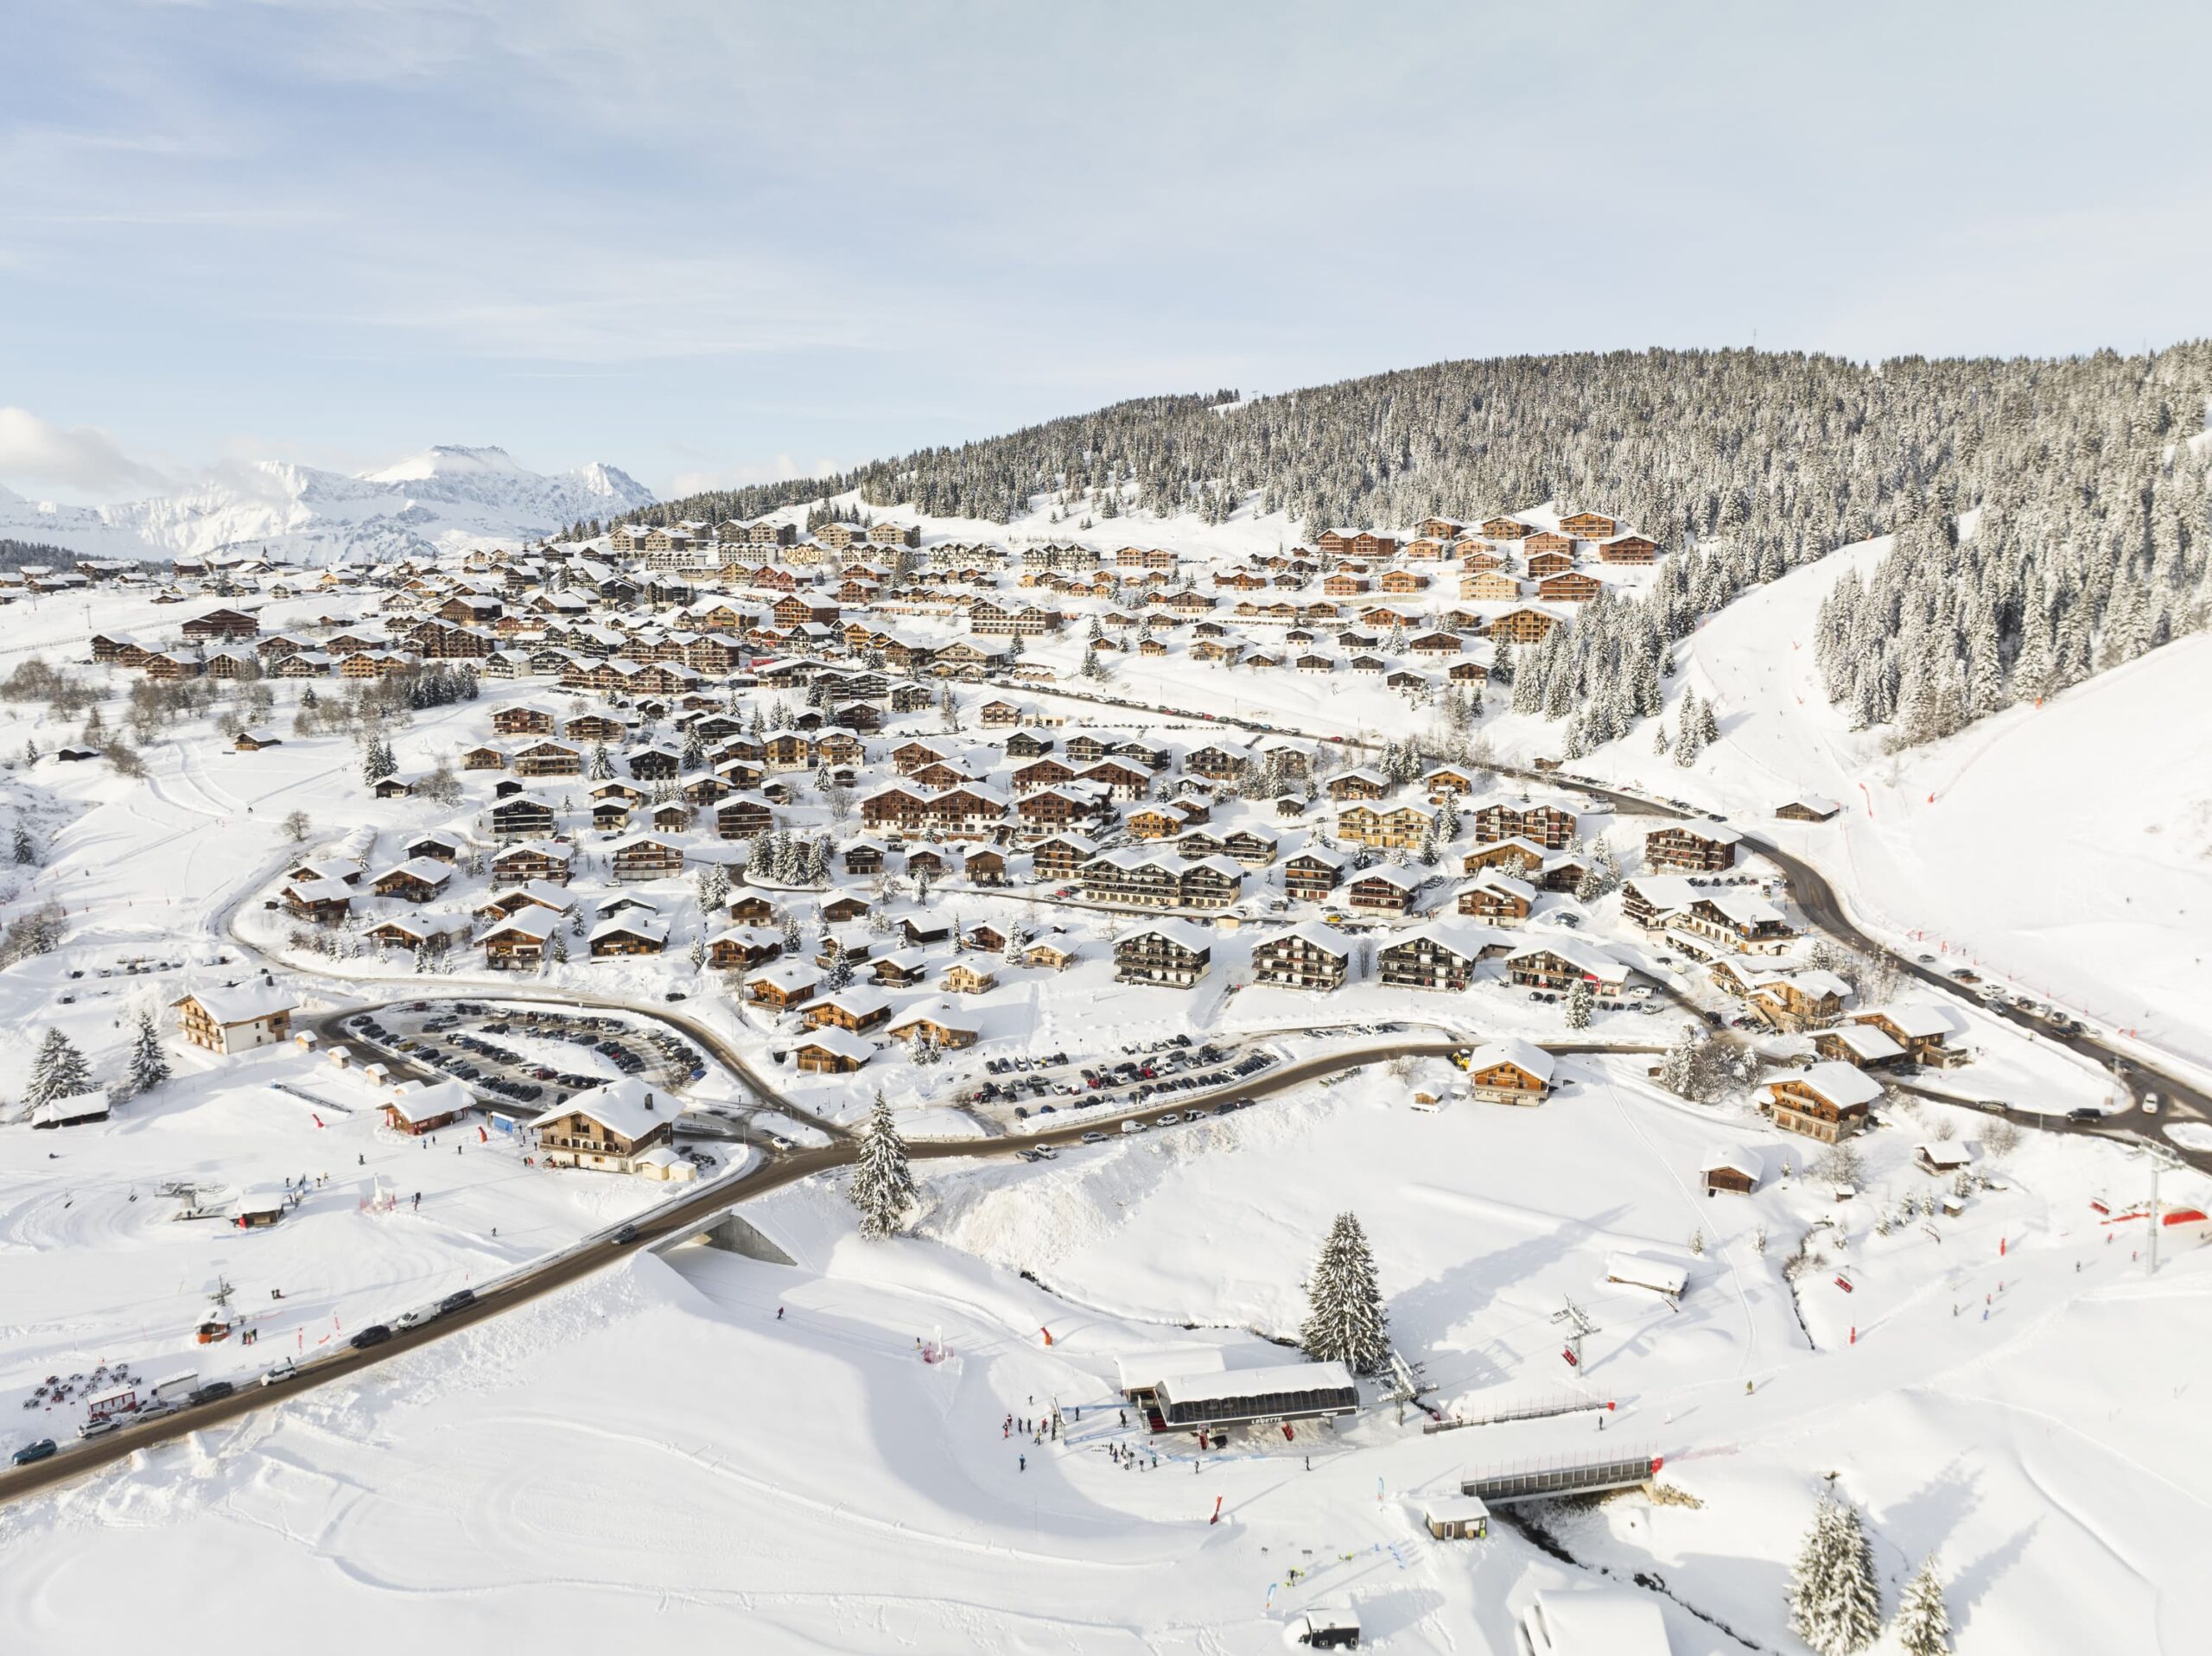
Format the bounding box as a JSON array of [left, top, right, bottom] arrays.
[[0, 444, 656, 567], [362, 444, 531, 484]]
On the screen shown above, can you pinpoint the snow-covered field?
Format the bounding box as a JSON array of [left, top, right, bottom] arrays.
[[5, 1058, 2207, 1654]]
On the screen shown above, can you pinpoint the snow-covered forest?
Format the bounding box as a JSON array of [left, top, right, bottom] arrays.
[[631, 345, 2212, 750], [1814, 444, 2209, 746]]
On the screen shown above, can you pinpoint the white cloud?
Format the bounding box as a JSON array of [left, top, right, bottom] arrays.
[[0, 408, 171, 501]]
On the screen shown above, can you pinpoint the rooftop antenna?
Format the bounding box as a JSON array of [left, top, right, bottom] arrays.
[[1554, 1297, 1600, 1369]]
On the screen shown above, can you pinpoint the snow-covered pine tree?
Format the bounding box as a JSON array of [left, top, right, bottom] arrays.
[[1565, 977, 1593, 1030], [1891, 1556, 1951, 1656], [126, 1008, 170, 1094], [1787, 1493, 1885, 1656], [1299, 1211, 1390, 1375], [849, 1094, 918, 1240], [26, 1027, 92, 1107]]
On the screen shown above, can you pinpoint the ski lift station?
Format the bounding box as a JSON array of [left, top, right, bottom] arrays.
[[1141, 1359, 1359, 1434]]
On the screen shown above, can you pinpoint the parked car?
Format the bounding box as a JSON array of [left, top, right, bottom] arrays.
[[77, 1418, 122, 1441], [1081, 1131, 1108, 1144], [188, 1380, 236, 1404], [260, 1362, 302, 1386], [10, 1438, 57, 1467], [1120, 1120, 1147, 1134], [349, 1325, 393, 1351]]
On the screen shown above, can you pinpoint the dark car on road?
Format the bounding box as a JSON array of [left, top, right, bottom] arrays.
[[10, 1438, 57, 1467], [188, 1380, 236, 1405], [349, 1324, 393, 1350]]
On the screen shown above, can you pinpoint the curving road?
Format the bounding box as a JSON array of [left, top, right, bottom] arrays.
[[989, 676, 2211, 1172], [0, 999, 1631, 1505]]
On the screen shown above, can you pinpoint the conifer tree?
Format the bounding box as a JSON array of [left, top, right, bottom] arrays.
[[26, 1027, 92, 1107], [1300, 1211, 1390, 1375], [1787, 1493, 1885, 1656], [12, 822, 35, 866], [126, 1008, 170, 1094], [849, 1094, 918, 1239], [1565, 977, 1593, 1030], [1891, 1556, 1951, 1656]]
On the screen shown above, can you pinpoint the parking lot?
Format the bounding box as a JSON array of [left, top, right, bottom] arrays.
[[344, 999, 710, 1114], [961, 1034, 1281, 1128]]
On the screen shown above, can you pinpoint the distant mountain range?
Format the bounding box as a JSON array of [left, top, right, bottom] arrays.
[[0, 444, 655, 567]]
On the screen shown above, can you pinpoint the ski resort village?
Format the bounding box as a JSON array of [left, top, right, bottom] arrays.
[[3, 362, 2211, 1656]]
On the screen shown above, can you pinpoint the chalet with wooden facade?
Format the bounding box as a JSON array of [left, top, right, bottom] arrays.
[[1766, 1062, 1882, 1143]]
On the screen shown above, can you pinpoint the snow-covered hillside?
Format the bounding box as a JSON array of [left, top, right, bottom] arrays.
[[1486, 536, 2212, 1080], [0, 445, 652, 567]]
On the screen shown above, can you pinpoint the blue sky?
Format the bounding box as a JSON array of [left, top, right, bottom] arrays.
[[4, 1, 2209, 504]]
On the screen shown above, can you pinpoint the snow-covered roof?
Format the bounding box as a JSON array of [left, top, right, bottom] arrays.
[[1868, 1002, 1951, 1039], [1113, 1346, 1228, 1393], [1795, 1061, 1884, 1109], [1119, 917, 1214, 954], [1777, 793, 1840, 817], [373, 857, 454, 887], [1605, 1253, 1689, 1297], [178, 984, 296, 1025], [1917, 1141, 1974, 1168], [1469, 869, 1536, 902], [386, 1080, 472, 1124], [1696, 889, 1786, 928], [30, 1090, 110, 1126], [478, 909, 559, 942], [1154, 1359, 1356, 1406], [1463, 1039, 1551, 1087], [748, 960, 820, 991], [1824, 1023, 1904, 1062], [1777, 968, 1853, 1000], [530, 1075, 671, 1141], [796, 1027, 874, 1063], [1518, 1587, 1673, 1656], [1704, 1147, 1764, 1181], [886, 997, 977, 1036], [1274, 920, 1351, 956], [1507, 939, 1629, 982], [283, 878, 354, 905]]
